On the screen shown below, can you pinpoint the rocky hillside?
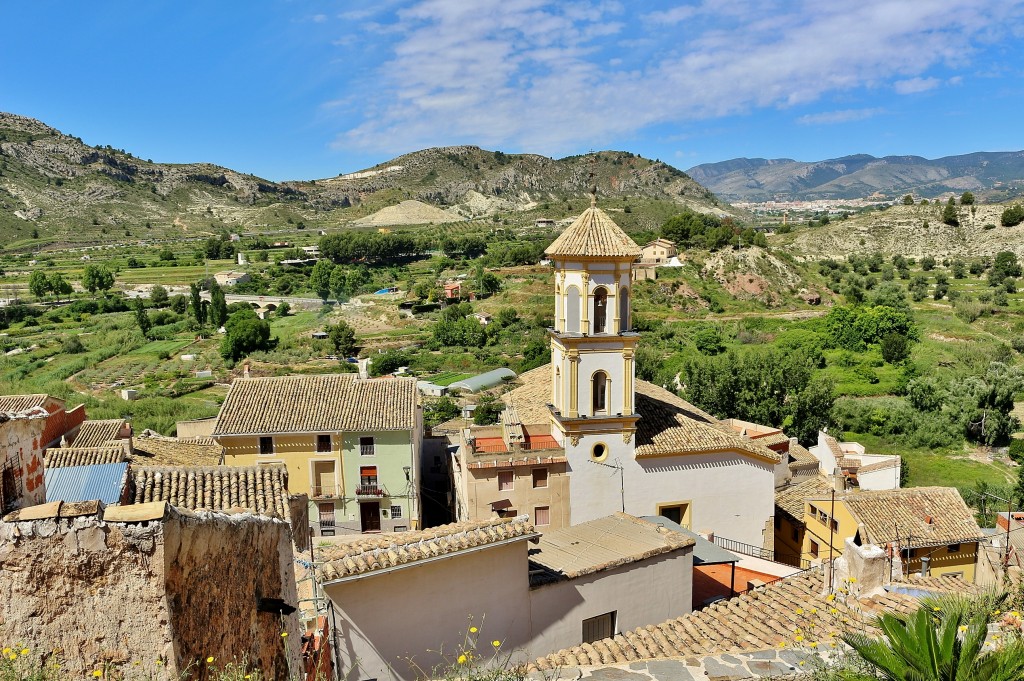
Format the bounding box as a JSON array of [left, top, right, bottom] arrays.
[[688, 152, 1024, 202], [0, 112, 729, 248], [317, 146, 723, 218], [774, 203, 1024, 260]]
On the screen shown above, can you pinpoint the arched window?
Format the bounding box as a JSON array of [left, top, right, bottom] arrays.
[[619, 287, 630, 332], [593, 287, 608, 334], [553, 366, 562, 410], [566, 286, 581, 333], [592, 371, 608, 414]]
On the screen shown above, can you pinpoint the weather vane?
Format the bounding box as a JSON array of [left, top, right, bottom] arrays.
[[589, 153, 598, 208]]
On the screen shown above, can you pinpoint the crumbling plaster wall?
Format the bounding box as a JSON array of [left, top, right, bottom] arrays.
[[0, 415, 45, 508], [0, 506, 301, 680]]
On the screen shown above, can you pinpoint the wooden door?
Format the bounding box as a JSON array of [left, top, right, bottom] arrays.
[[360, 502, 381, 533]]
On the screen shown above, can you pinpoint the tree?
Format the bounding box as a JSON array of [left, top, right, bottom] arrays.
[[942, 196, 959, 226], [150, 285, 169, 307], [276, 301, 291, 317], [220, 308, 271, 361], [880, 332, 911, 364], [49, 273, 72, 301], [28, 270, 50, 299], [960, 191, 975, 205], [310, 259, 335, 301], [209, 282, 228, 328], [951, 260, 967, 279], [330, 266, 348, 302], [328, 321, 357, 356], [82, 264, 114, 294], [369, 350, 407, 377], [693, 327, 725, 355], [1000, 204, 1024, 227], [476, 271, 500, 297], [902, 194, 914, 205], [989, 251, 1021, 287], [425, 396, 460, 428], [134, 299, 152, 339], [170, 294, 188, 314], [473, 396, 503, 425], [921, 255, 936, 271], [189, 283, 207, 326]]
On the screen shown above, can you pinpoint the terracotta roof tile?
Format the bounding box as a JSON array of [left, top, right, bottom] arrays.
[[212, 374, 418, 436], [0, 394, 52, 413], [71, 419, 127, 448], [775, 476, 836, 521], [530, 568, 921, 670], [44, 447, 128, 468], [529, 513, 694, 585], [788, 443, 819, 468], [318, 516, 536, 582], [834, 487, 983, 548], [503, 366, 781, 463], [544, 207, 642, 259], [131, 434, 222, 467], [857, 458, 901, 474], [132, 464, 290, 517]]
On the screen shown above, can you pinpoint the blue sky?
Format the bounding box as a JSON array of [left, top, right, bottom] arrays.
[[2, 1, 1023, 181]]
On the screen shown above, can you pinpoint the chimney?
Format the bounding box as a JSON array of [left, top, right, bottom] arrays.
[[242, 361, 250, 379], [919, 556, 931, 577], [826, 536, 890, 598], [832, 467, 845, 493]]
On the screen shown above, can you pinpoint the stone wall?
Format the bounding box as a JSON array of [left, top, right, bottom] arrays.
[[0, 501, 301, 680]]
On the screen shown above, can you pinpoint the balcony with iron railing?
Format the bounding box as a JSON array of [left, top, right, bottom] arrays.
[[359, 444, 375, 457], [355, 484, 386, 498]]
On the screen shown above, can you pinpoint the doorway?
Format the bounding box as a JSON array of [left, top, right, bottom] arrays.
[[361, 501, 381, 532]]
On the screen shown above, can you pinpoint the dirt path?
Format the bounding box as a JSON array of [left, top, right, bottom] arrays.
[[663, 309, 828, 323]]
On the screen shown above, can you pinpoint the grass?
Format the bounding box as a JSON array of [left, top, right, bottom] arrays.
[[430, 371, 474, 386]]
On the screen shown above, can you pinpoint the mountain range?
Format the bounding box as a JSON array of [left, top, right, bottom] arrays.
[[687, 152, 1024, 202], [0, 112, 723, 248]]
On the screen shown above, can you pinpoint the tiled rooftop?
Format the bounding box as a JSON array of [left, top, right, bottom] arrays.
[[529, 513, 695, 586], [529, 569, 974, 671], [70, 419, 127, 448], [318, 516, 537, 583], [774, 476, 836, 521], [503, 367, 781, 463], [835, 486, 984, 548], [132, 464, 291, 517], [212, 374, 418, 436], [131, 434, 222, 467], [0, 394, 52, 413], [544, 206, 642, 259], [44, 447, 128, 468]]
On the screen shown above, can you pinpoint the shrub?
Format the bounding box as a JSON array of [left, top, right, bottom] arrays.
[[1009, 439, 1024, 463], [1001, 204, 1024, 227], [880, 333, 911, 364], [61, 336, 85, 354]]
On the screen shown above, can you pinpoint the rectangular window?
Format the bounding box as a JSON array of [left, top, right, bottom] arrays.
[[393, 526, 407, 533], [391, 505, 403, 519], [810, 541, 819, 558], [259, 437, 273, 455], [498, 471, 514, 491], [830, 519, 839, 533], [360, 466, 378, 486], [535, 506, 550, 526], [948, 543, 961, 553], [532, 468, 548, 488], [359, 436, 375, 456], [317, 434, 332, 453], [818, 510, 828, 524], [582, 612, 616, 644]]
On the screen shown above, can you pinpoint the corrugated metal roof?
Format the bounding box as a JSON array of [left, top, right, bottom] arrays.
[[448, 368, 517, 392], [44, 462, 128, 505]]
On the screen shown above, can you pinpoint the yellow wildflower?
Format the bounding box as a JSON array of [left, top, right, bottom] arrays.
[[848, 577, 857, 583], [245, 676, 252, 680], [809, 642, 818, 649], [9, 654, 18, 661], [795, 635, 804, 642], [933, 607, 941, 612], [796, 608, 804, 615], [281, 632, 289, 638], [959, 625, 968, 632], [155, 660, 163, 666], [457, 654, 468, 665], [93, 672, 103, 678], [20, 649, 28, 656], [469, 626, 478, 633], [830, 642, 837, 648], [492, 641, 501, 648], [799, 661, 806, 666], [830, 608, 838, 616], [207, 657, 215, 664], [2, 648, 9, 655], [779, 641, 786, 648], [826, 594, 835, 602]]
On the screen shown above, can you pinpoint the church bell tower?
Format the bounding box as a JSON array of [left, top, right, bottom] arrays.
[[544, 192, 642, 463]]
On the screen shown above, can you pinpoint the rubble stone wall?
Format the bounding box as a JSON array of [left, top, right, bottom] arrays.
[[0, 505, 300, 680]]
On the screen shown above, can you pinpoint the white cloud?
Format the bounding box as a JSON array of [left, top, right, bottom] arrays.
[[327, 0, 1024, 155], [893, 77, 941, 94], [797, 108, 885, 125]]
